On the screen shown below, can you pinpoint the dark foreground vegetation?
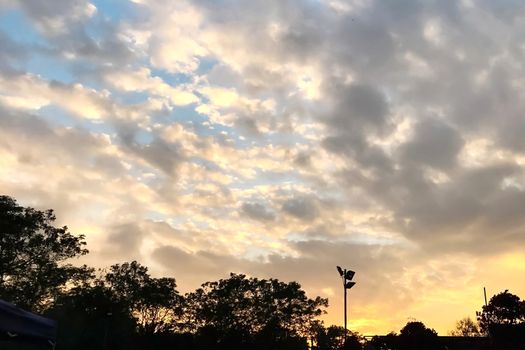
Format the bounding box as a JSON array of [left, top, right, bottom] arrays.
[[1, 195, 524, 350]]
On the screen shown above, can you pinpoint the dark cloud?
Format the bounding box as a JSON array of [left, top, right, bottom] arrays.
[[331, 16, 397, 76], [323, 133, 393, 175], [498, 118, 525, 153], [478, 0, 525, 22], [118, 124, 185, 177], [293, 151, 311, 168], [134, 138, 184, 176], [10, 0, 135, 70], [282, 195, 319, 221], [320, 80, 395, 179], [337, 158, 525, 254], [400, 118, 464, 170], [0, 30, 27, 68], [16, 0, 91, 25], [325, 83, 389, 131], [105, 223, 144, 258], [234, 115, 261, 136], [241, 202, 276, 222], [0, 105, 54, 140]]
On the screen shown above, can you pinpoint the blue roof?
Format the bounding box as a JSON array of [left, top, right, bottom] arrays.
[[0, 299, 57, 343]]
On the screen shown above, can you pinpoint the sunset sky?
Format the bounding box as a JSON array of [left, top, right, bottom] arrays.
[[1, 0, 525, 335]]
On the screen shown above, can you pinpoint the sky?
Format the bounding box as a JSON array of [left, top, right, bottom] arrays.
[[1, 0, 525, 335]]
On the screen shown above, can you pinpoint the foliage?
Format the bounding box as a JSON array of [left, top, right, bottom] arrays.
[[342, 332, 363, 350], [449, 317, 482, 337], [313, 325, 364, 350], [477, 290, 525, 331], [0, 195, 88, 311], [477, 290, 525, 344], [185, 273, 328, 347], [398, 321, 440, 350], [368, 322, 441, 350], [313, 324, 346, 350], [46, 282, 136, 350], [369, 332, 398, 350], [44, 261, 181, 349], [104, 261, 182, 334]]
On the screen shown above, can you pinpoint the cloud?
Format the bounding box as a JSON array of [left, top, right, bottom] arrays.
[[121, 135, 185, 177], [241, 202, 276, 222], [105, 223, 145, 258], [0, 72, 111, 119], [103, 67, 198, 106], [123, 0, 207, 73], [0, 30, 27, 67], [14, 0, 96, 35], [400, 118, 464, 171], [324, 82, 390, 133], [282, 195, 319, 221]]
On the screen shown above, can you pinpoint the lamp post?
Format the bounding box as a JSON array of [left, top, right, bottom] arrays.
[[336, 266, 356, 342]]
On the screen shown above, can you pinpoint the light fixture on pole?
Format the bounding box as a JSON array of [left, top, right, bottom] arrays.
[[336, 266, 356, 342]]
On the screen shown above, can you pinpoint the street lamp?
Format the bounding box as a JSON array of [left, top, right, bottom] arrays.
[[336, 266, 356, 342]]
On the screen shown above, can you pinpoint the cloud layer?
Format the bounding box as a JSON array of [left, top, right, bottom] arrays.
[[1, 0, 525, 334]]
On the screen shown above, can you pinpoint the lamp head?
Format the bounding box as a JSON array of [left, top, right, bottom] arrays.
[[345, 270, 355, 281], [345, 281, 356, 289]]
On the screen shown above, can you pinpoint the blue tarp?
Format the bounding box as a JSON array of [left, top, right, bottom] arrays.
[[0, 299, 57, 343]]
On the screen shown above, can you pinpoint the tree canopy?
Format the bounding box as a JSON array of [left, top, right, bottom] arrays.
[[104, 261, 181, 335], [477, 290, 525, 344], [449, 317, 481, 337], [0, 195, 88, 311], [477, 290, 525, 329], [185, 273, 328, 347], [368, 321, 440, 350], [398, 321, 440, 350], [46, 260, 181, 349]]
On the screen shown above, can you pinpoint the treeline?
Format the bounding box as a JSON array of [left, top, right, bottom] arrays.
[[2, 195, 525, 350], [0, 195, 336, 349], [47, 265, 329, 349]]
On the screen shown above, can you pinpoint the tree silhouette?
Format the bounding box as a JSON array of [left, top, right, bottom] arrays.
[[103, 261, 182, 335], [398, 321, 440, 350], [0, 195, 88, 311], [186, 273, 327, 348], [477, 290, 525, 345], [46, 281, 136, 350], [369, 332, 398, 350], [342, 331, 363, 350], [477, 290, 525, 330], [312, 325, 365, 350], [45, 261, 181, 349], [368, 322, 440, 350], [313, 324, 345, 350], [449, 317, 482, 337]]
